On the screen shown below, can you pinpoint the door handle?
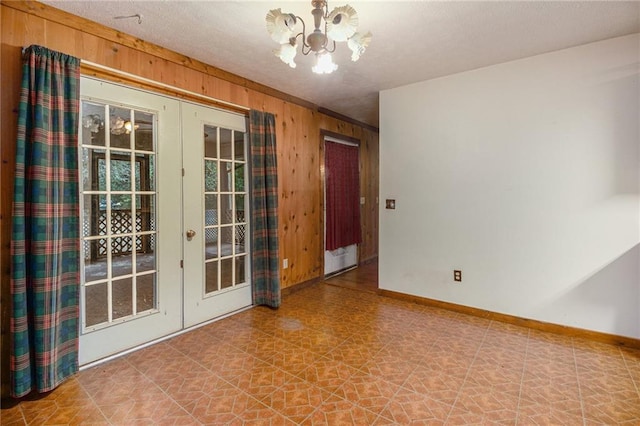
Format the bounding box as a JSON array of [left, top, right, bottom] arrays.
[[186, 229, 196, 241]]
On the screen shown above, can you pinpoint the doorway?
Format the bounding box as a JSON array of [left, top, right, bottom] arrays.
[[78, 77, 251, 365], [324, 136, 361, 277]]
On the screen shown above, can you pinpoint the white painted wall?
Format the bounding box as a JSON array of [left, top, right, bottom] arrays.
[[380, 34, 640, 338]]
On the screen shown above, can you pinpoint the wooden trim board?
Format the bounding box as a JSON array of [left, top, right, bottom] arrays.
[[378, 289, 640, 349], [281, 277, 321, 297], [80, 62, 249, 116]]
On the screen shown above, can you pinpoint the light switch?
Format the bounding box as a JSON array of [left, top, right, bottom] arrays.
[[360, 197, 365, 205], [385, 199, 396, 209]]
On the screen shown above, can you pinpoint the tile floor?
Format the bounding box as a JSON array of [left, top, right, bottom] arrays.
[[2, 265, 640, 425]]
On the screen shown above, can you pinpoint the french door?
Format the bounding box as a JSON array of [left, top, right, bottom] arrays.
[[78, 78, 251, 365], [182, 102, 251, 327]]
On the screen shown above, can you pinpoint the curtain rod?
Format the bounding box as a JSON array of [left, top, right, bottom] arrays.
[[81, 60, 250, 112]]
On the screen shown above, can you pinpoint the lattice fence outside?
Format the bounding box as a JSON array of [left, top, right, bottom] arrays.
[[204, 209, 246, 245], [84, 209, 155, 260]]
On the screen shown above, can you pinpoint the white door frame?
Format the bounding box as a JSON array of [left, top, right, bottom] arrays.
[[323, 136, 359, 276]]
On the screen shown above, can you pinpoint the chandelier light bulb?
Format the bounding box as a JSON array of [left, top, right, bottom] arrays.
[[312, 52, 338, 74], [347, 31, 372, 62], [274, 41, 298, 68]]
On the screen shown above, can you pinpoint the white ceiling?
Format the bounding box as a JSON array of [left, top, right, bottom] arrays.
[[42, 1, 640, 127]]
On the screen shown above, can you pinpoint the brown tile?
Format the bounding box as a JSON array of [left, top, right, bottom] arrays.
[[333, 371, 399, 416], [402, 364, 465, 405], [277, 327, 344, 356], [0, 401, 26, 426], [276, 307, 348, 334], [418, 344, 476, 372], [301, 397, 380, 425], [230, 332, 290, 362], [298, 358, 359, 393], [127, 342, 204, 387], [451, 377, 519, 423], [268, 345, 328, 377], [231, 307, 284, 333], [188, 385, 257, 424], [17, 378, 108, 425], [517, 410, 584, 425], [183, 340, 262, 379], [464, 366, 523, 394], [445, 408, 488, 425], [380, 387, 452, 424], [429, 338, 480, 359], [229, 400, 298, 426], [583, 400, 640, 425], [359, 350, 417, 386], [268, 379, 337, 424], [161, 368, 233, 413], [325, 338, 383, 370], [475, 345, 526, 366], [78, 358, 144, 396], [96, 384, 191, 424], [579, 377, 640, 424], [377, 340, 433, 365], [213, 354, 275, 384], [316, 320, 364, 341], [390, 327, 440, 349], [527, 331, 575, 356], [77, 357, 195, 424], [209, 320, 275, 347], [232, 362, 291, 404], [168, 328, 240, 361], [517, 395, 583, 423]]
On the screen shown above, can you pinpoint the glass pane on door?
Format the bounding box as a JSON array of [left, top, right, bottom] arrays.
[[202, 125, 248, 295], [80, 100, 158, 331]]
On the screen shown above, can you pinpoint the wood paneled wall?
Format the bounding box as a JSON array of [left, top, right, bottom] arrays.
[[0, 1, 378, 397]]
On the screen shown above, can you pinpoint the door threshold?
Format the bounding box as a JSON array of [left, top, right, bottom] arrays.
[[324, 264, 357, 280]]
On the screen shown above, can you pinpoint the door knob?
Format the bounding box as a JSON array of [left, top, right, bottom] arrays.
[[186, 229, 196, 241]]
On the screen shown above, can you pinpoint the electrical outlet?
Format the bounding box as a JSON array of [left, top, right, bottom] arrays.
[[283, 258, 288, 269], [454, 270, 462, 282]]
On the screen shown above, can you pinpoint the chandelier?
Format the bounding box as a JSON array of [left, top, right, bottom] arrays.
[[266, 0, 372, 74]]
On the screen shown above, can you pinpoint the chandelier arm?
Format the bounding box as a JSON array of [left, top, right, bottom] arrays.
[[325, 40, 336, 53], [296, 15, 311, 51], [301, 43, 312, 56]]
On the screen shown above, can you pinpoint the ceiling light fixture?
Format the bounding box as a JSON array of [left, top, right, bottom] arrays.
[[266, 1, 371, 74]]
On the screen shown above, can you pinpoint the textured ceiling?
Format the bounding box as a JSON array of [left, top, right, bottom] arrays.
[[41, 1, 640, 127]]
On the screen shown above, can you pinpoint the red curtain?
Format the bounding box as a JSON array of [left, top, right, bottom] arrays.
[[325, 141, 361, 251]]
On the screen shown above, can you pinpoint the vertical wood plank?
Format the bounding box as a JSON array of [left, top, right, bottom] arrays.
[[279, 102, 323, 287], [359, 128, 379, 263]]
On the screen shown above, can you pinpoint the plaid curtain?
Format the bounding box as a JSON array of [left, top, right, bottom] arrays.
[[10, 45, 81, 398], [249, 110, 280, 308]]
